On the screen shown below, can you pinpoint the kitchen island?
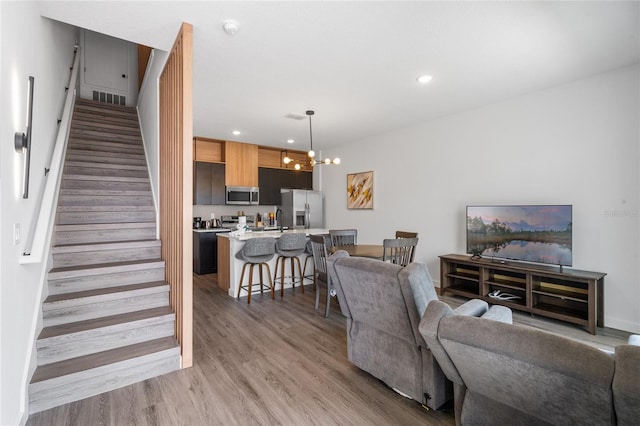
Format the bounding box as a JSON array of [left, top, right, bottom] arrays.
[[218, 228, 328, 299]]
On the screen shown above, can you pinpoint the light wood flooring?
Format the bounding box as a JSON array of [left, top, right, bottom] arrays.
[[27, 273, 631, 426]]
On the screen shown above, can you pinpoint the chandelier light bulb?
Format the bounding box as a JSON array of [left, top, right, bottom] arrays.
[[333, 158, 341, 164], [308, 150, 315, 158], [294, 163, 301, 170], [283, 156, 291, 164], [324, 158, 331, 164]]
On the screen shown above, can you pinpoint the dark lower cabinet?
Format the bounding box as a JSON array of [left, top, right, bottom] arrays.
[[193, 231, 229, 274], [259, 167, 312, 205], [194, 162, 225, 205]]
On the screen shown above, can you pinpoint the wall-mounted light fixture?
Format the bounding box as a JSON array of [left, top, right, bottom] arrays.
[[15, 76, 34, 199]]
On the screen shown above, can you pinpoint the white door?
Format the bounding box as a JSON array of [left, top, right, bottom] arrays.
[[81, 30, 137, 106]]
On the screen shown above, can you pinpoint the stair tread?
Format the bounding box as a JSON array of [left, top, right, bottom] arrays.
[[44, 280, 168, 305], [38, 305, 173, 341], [52, 239, 159, 253], [63, 174, 149, 183], [55, 222, 155, 231], [30, 336, 179, 384], [74, 98, 137, 113], [60, 188, 152, 196], [64, 161, 147, 171], [49, 259, 164, 275]]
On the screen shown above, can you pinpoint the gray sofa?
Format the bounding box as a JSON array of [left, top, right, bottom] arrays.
[[420, 301, 640, 425], [327, 252, 509, 410]]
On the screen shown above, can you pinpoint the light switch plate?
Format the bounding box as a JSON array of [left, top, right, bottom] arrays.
[[13, 223, 20, 245]]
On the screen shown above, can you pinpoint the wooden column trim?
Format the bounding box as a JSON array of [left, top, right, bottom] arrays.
[[159, 22, 193, 369]]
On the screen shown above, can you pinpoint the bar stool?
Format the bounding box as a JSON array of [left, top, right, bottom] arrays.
[[273, 233, 307, 296], [235, 237, 276, 304], [302, 239, 315, 285]]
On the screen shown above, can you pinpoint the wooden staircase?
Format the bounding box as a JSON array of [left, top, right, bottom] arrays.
[[28, 98, 180, 414]]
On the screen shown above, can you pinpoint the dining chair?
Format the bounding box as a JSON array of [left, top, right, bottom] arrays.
[[329, 229, 357, 247], [382, 237, 419, 267], [395, 231, 418, 262], [395, 231, 418, 239], [309, 234, 334, 317]]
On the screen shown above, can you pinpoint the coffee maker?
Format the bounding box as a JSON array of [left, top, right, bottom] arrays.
[[193, 217, 202, 229]]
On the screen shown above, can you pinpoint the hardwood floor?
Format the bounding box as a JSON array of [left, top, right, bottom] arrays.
[[27, 275, 455, 426], [27, 273, 631, 425]]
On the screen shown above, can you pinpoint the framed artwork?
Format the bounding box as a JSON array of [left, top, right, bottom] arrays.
[[347, 171, 373, 209]]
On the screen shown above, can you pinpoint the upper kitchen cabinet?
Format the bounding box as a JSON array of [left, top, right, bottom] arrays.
[[194, 162, 225, 205], [258, 147, 312, 171], [225, 141, 258, 187], [194, 137, 224, 163], [258, 167, 313, 205]]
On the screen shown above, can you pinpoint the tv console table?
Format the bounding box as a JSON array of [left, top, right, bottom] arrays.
[[439, 254, 606, 334]]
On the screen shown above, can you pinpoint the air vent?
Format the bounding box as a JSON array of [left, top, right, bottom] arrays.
[[92, 90, 126, 106], [284, 112, 307, 120]]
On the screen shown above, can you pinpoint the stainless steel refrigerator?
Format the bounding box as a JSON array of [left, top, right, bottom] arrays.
[[280, 190, 323, 229]]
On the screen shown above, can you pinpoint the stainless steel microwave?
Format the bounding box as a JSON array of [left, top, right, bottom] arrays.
[[225, 186, 259, 205]]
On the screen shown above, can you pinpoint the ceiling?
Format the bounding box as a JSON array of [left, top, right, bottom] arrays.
[[39, 1, 639, 153]]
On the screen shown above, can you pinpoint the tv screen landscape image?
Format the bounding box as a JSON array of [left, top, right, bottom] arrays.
[[466, 205, 572, 267]]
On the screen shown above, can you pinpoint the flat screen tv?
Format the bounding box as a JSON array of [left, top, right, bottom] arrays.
[[466, 205, 572, 267]]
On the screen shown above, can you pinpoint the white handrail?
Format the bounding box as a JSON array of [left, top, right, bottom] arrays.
[[19, 47, 81, 264]]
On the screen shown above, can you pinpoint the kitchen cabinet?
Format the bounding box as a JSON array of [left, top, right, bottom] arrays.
[[194, 137, 224, 162], [193, 138, 313, 204], [193, 230, 230, 274], [194, 162, 225, 205], [225, 141, 258, 187], [259, 167, 312, 205]]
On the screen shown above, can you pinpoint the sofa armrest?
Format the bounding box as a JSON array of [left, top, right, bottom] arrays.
[[452, 298, 488, 317], [628, 334, 640, 346], [480, 305, 513, 324]]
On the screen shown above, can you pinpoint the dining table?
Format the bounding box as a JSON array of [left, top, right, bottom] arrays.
[[330, 244, 385, 260]]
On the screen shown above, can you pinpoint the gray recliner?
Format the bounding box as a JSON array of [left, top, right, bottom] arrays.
[[327, 253, 496, 410], [420, 301, 640, 426]]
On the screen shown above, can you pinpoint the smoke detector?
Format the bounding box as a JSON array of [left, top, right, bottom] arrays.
[[223, 19, 239, 36]]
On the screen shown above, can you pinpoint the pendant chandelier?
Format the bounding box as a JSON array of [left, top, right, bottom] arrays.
[[305, 110, 340, 166], [283, 109, 340, 169]]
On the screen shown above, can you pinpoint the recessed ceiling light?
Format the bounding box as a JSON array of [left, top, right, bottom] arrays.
[[287, 139, 294, 144], [417, 75, 433, 84], [232, 130, 241, 136]]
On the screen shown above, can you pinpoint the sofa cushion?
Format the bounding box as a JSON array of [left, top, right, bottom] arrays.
[[419, 300, 464, 385], [398, 262, 439, 318], [613, 344, 640, 424]]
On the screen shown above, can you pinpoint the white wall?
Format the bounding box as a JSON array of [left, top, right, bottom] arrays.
[[137, 48, 168, 221], [322, 65, 640, 334], [0, 3, 77, 424]]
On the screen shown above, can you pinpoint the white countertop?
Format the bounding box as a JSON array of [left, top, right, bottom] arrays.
[[218, 228, 328, 241], [193, 228, 232, 233]]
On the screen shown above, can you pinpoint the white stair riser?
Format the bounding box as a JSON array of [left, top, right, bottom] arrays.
[[43, 292, 169, 327], [52, 247, 160, 268], [38, 321, 175, 365], [48, 267, 165, 296], [29, 350, 180, 414]]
